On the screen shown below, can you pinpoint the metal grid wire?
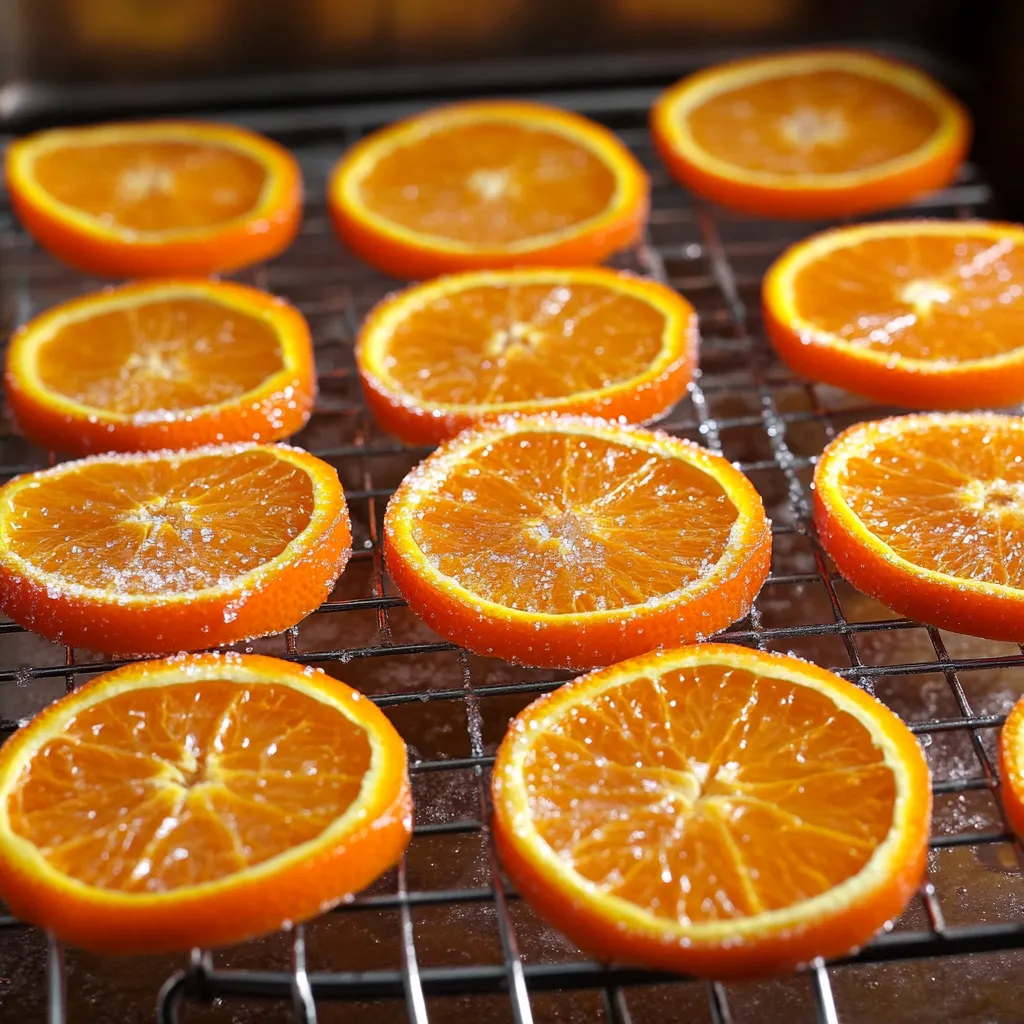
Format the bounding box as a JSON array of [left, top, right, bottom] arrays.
[[2, 54, 1024, 1024]]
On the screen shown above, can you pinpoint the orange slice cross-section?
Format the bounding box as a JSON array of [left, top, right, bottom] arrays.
[[328, 100, 649, 278], [492, 643, 931, 977], [651, 50, 970, 218], [0, 444, 351, 655], [6, 279, 316, 455], [6, 120, 301, 277], [357, 267, 698, 444], [764, 220, 1024, 409], [0, 653, 411, 953], [815, 412, 1024, 641], [999, 696, 1024, 841], [384, 415, 771, 668]]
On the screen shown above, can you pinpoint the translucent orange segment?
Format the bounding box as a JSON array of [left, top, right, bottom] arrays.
[[524, 664, 896, 923], [409, 432, 738, 613], [836, 421, 1024, 587], [32, 141, 267, 233], [791, 234, 1024, 361], [36, 297, 285, 414], [358, 121, 617, 244], [2, 449, 314, 594], [687, 70, 940, 176], [6, 680, 370, 893], [382, 282, 667, 404]]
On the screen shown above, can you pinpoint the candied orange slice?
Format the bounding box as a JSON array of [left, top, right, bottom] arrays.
[[328, 100, 649, 278], [492, 643, 931, 977], [357, 267, 697, 444], [999, 696, 1024, 841], [5, 121, 301, 277], [384, 416, 770, 668], [651, 50, 970, 218], [6, 279, 315, 455], [764, 220, 1024, 409], [0, 444, 350, 655], [815, 413, 1024, 641], [0, 652, 411, 953]]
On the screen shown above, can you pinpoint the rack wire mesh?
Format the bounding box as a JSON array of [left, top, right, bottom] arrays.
[[1, 51, 1024, 1024]]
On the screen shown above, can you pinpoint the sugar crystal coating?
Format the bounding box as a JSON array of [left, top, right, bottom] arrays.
[[406, 430, 739, 614]]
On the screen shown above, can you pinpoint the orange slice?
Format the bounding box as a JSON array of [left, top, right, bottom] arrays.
[[0, 652, 411, 953], [998, 696, 1024, 841], [651, 50, 970, 219], [383, 415, 771, 668], [815, 412, 1024, 641], [357, 267, 698, 444], [328, 100, 649, 279], [0, 444, 350, 655], [5, 279, 316, 455], [491, 643, 931, 977], [764, 220, 1024, 409], [5, 121, 301, 277]]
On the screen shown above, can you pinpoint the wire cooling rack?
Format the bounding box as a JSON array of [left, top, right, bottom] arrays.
[[1, 52, 1024, 1024]]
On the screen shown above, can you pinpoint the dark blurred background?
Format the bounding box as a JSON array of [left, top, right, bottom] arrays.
[[0, 0, 1020, 208]]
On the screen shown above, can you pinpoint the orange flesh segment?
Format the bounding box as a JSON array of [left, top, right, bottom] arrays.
[[834, 421, 1024, 586], [686, 70, 940, 176], [36, 297, 286, 414], [525, 663, 896, 921], [791, 234, 1024, 361], [3, 449, 314, 594], [381, 282, 667, 404], [408, 432, 738, 613], [6, 679, 371, 893], [358, 121, 618, 244], [31, 141, 267, 233]]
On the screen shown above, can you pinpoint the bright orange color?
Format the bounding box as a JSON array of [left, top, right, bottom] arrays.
[[651, 50, 970, 219], [491, 643, 931, 977], [764, 220, 1024, 409], [328, 100, 649, 279], [0, 444, 350, 655], [357, 267, 698, 444], [384, 415, 771, 668], [5, 121, 301, 277], [815, 413, 1024, 641], [998, 697, 1024, 841], [0, 652, 411, 953], [6, 279, 316, 455]]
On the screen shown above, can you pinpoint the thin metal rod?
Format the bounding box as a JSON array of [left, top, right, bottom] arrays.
[[291, 925, 318, 1024], [706, 981, 732, 1024], [921, 880, 947, 934], [397, 858, 430, 1024], [810, 964, 841, 1024], [603, 986, 634, 1024], [156, 972, 188, 1024], [46, 933, 65, 1024], [460, 649, 534, 1024]]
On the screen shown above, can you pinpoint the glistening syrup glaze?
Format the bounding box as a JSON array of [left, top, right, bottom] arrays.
[[7, 678, 372, 892], [407, 431, 738, 615]]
